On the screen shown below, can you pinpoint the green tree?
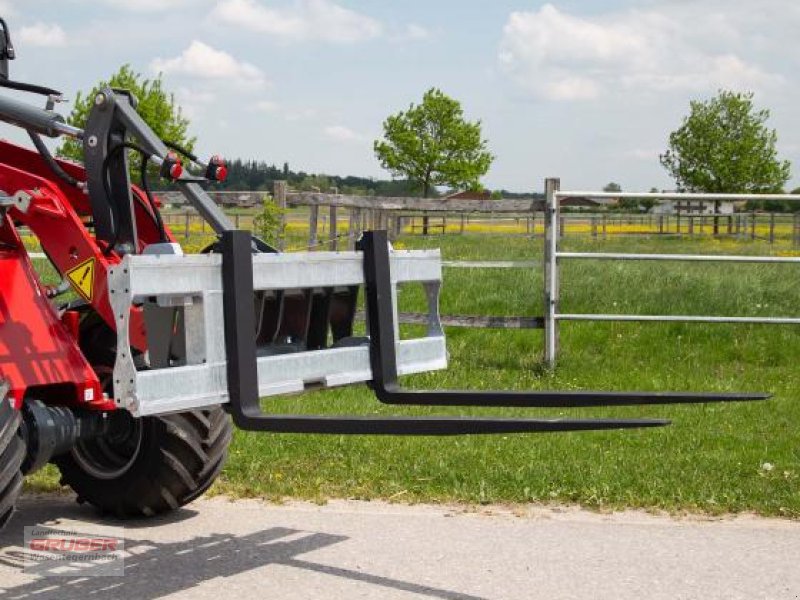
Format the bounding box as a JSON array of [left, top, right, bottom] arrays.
[[374, 88, 493, 233], [787, 187, 800, 212], [638, 188, 660, 212], [58, 65, 194, 167], [603, 182, 636, 211], [297, 174, 333, 192], [660, 90, 790, 194], [253, 194, 285, 247]]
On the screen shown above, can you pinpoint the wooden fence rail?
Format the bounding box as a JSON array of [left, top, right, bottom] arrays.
[[159, 186, 800, 250], [160, 206, 800, 250], [24, 183, 800, 335], [355, 311, 543, 330]]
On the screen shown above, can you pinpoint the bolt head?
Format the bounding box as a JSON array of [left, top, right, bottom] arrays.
[[87, 135, 98, 148], [95, 93, 106, 106]]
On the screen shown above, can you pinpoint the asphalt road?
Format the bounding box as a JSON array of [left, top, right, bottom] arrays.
[[0, 494, 798, 599]]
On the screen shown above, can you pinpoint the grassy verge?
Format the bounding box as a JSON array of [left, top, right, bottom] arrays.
[[24, 233, 800, 516]]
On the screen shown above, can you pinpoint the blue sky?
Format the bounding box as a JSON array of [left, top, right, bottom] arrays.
[[2, 0, 799, 192]]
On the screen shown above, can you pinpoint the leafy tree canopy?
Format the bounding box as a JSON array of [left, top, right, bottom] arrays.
[[374, 88, 493, 197], [660, 90, 790, 194], [58, 65, 194, 163]]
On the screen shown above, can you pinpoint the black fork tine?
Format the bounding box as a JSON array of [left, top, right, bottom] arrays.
[[227, 410, 670, 435], [360, 230, 770, 411], [371, 387, 770, 408]]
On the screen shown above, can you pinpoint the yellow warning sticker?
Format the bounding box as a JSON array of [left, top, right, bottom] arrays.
[[66, 258, 95, 302]]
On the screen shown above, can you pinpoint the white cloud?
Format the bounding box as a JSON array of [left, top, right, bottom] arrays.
[[151, 41, 267, 88], [324, 125, 365, 142], [174, 87, 217, 119], [404, 24, 431, 41], [97, 0, 191, 12], [284, 107, 318, 121], [499, 3, 786, 101], [179, 88, 217, 105], [624, 148, 660, 161], [211, 0, 382, 43], [18, 23, 68, 48], [254, 100, 280, 112]]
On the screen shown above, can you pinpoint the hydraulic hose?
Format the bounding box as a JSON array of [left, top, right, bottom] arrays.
[[27, 129, 80, 188]]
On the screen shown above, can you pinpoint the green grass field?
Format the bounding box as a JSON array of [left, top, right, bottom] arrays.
[[25, 232, 800, 516]]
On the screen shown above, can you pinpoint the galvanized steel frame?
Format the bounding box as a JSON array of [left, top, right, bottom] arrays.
[[108, 249, 447, 416]]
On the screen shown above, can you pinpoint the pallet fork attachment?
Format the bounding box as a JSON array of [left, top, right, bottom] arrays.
[[0, 73, 767, 433], [222, 230, 768, 435]]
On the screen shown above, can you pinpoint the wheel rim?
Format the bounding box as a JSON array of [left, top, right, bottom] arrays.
[[72, 363, 143, 480], [71, 410, 143, 480]]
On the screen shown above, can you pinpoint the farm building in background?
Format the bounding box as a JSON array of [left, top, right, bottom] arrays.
[[651, 199, 737, 215], [443, 190, 492, 201], [555, 196, 602, 210]]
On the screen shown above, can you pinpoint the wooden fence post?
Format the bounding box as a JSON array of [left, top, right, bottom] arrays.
[[768, 213, 775, 244], [794, 213, 800, 248], [308, 205, 319, 249], [273, 180, 287, 251], [184, 212, 190, 239], [393, 214, 403, 239], [751, 212, 756, 240], [329, 205, 338, 251], [591, 216, 597, 238], [347, 208, 356, 249]]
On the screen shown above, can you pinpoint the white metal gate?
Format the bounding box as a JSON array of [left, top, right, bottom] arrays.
[[542, 178, 800, 367]]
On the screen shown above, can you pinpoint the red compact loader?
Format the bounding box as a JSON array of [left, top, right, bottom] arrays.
[[0, 17, 766, 528]]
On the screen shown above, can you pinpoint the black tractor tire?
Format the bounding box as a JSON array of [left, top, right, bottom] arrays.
[[0, 392, 25, 530], [53, 408, 232, 518], [52, 310, 233, 518]]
